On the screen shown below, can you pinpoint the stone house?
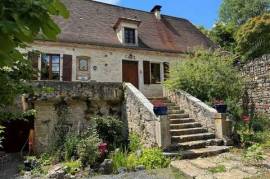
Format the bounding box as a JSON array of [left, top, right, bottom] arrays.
[[27, 0, 213, 97]]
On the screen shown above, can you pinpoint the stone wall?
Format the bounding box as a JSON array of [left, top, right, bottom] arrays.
[[28, 81, 124, 153], [242, 54, 270, 115], [164, 89, 218, 133], [123, 83, 161, 148]]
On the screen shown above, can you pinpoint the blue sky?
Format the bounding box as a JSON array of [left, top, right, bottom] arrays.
[[95, 0, 222, 29]]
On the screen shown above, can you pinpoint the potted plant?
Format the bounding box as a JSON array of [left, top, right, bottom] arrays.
[[152, 100, 168, 115], [213, 99, 227, 113]]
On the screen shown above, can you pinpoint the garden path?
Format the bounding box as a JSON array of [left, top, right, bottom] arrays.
[[171, 151, 270, 179]]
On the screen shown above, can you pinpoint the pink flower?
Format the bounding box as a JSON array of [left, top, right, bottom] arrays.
[[242, 115, 250, 123]]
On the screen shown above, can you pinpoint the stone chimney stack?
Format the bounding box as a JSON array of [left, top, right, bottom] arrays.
[[151, 5, 162, 20]]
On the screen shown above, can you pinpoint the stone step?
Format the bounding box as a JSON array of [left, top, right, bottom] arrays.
[[170, 122, 202, 129], [167, 105, 180, 110], [170, 118, 195, 125], [164, 146, 230, 159], [171, 132, 215, 143], [168, 109, 185, 114], [170, 127, 207, 135], [166, 140, 207, 151], [168, 113, 189, 119]]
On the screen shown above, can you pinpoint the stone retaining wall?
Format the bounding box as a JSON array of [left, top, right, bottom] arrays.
[[123, 83, 158, 147], [27, 81, 124, 153], [241, 54, 270, 115], [164, 89, 218, 133]]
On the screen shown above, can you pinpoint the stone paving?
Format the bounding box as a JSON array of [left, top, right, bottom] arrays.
[[171, 151, 270, 179]]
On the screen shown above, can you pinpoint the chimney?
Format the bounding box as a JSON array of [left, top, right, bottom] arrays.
[[151, 5, 162, 20]]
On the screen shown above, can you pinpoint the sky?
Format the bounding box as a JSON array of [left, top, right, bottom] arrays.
[[95, 0, 223, 29]]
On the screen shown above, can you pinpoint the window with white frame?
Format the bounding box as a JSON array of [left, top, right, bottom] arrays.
[[124, 27, 136, 45], [150, 63, 161, 84]]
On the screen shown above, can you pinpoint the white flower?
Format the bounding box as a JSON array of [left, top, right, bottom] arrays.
[[1, 66, 13, 72]]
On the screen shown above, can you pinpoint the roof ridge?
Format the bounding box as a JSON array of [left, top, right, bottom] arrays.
[[85, 0, 189, 22]]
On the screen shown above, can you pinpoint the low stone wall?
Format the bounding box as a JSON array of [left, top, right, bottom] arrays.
[[164, 89, 218, 133], [123, 83, 168, 148], [241, 54, 270, 115], [27, 81, 124, 153]]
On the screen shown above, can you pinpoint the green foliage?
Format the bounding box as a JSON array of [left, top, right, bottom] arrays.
[[250, 113, 270, 132], [243, 144, 265, 164], [138, 148, 170, 170], [0, 59, 34, 107], [111, 150, 128, 172], [91, 115, 125, 149], [128, 132, 142, 152], [219, 0, 270, 26], [0, 0, 69, 66], [208, 165, 226, 173], [210, 22, 237, 52], [63, 160, 81, 175], [126, 153, 139, 170], [165, 50, 243, 107], [77, 128, 101, 167], [64, 134, 80, 161], [236, 13, 270, 60]]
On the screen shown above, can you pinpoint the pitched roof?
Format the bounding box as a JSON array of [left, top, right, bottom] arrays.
[[54, 0, 214, 53]]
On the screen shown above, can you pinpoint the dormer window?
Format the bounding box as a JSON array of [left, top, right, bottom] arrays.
[[114, 17, 141, 46], [124, 28, 136, 44]]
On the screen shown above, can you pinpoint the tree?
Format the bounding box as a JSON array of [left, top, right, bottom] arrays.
[[165, 49, 243, 106], [209, 22, 236, 52], [220, 0, 270, 26], [236, 13, 270, 60], [0, 0, 69, 105], [0, 0, 69, 66]]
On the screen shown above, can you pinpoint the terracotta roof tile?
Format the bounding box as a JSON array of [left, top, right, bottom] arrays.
[[54, 0, 214, 53]]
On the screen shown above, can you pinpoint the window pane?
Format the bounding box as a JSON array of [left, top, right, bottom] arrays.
[[124, 28, 135, 44], [151, 63, 161, 84], [52, 72, 60, 80], [52, 55, 60, 63], [52, 64, 59, 72]]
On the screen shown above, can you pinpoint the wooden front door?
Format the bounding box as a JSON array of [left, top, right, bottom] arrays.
[[122, 60, 139, 88]]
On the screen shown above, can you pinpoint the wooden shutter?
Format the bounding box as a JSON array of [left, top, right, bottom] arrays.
[[28, 52, 39, 80], [143, 61, 150, 84], [63, 54, 72, 81]]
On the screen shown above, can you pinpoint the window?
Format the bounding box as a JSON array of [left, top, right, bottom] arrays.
[[151, 63, 161, 84], [41, 54, 60, 80], [124, 27, 136, 44], [163, 62, 170, 81], [79, 58, 88, 71]]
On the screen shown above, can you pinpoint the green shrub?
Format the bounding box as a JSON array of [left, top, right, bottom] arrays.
[[77, 128, 101, 167], [111, 150, 128, 172], [129, 132, 142, 152], [243, 144, 265, 164], [165, 50, 243, 121], [165, 50, 243, 103], [64, 134, 80, 161], [250, 113, 270, 132], [91, 115, 125, 149], [127, 153, 139, 170], [63, 160, 81, 175], [139, 148, 170, 170]]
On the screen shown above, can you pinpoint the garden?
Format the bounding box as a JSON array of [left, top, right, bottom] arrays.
[[17, 110, 171, 178]]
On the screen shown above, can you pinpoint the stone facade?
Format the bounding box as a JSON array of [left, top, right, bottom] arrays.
[[164, 89, 218, 133], [27, 81, 123, 153], [26, 41, 182, 97], [242, 54, 270, 115]]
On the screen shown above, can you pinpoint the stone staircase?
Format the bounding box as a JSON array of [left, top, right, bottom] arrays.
[[149, 97, 230, 159]]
